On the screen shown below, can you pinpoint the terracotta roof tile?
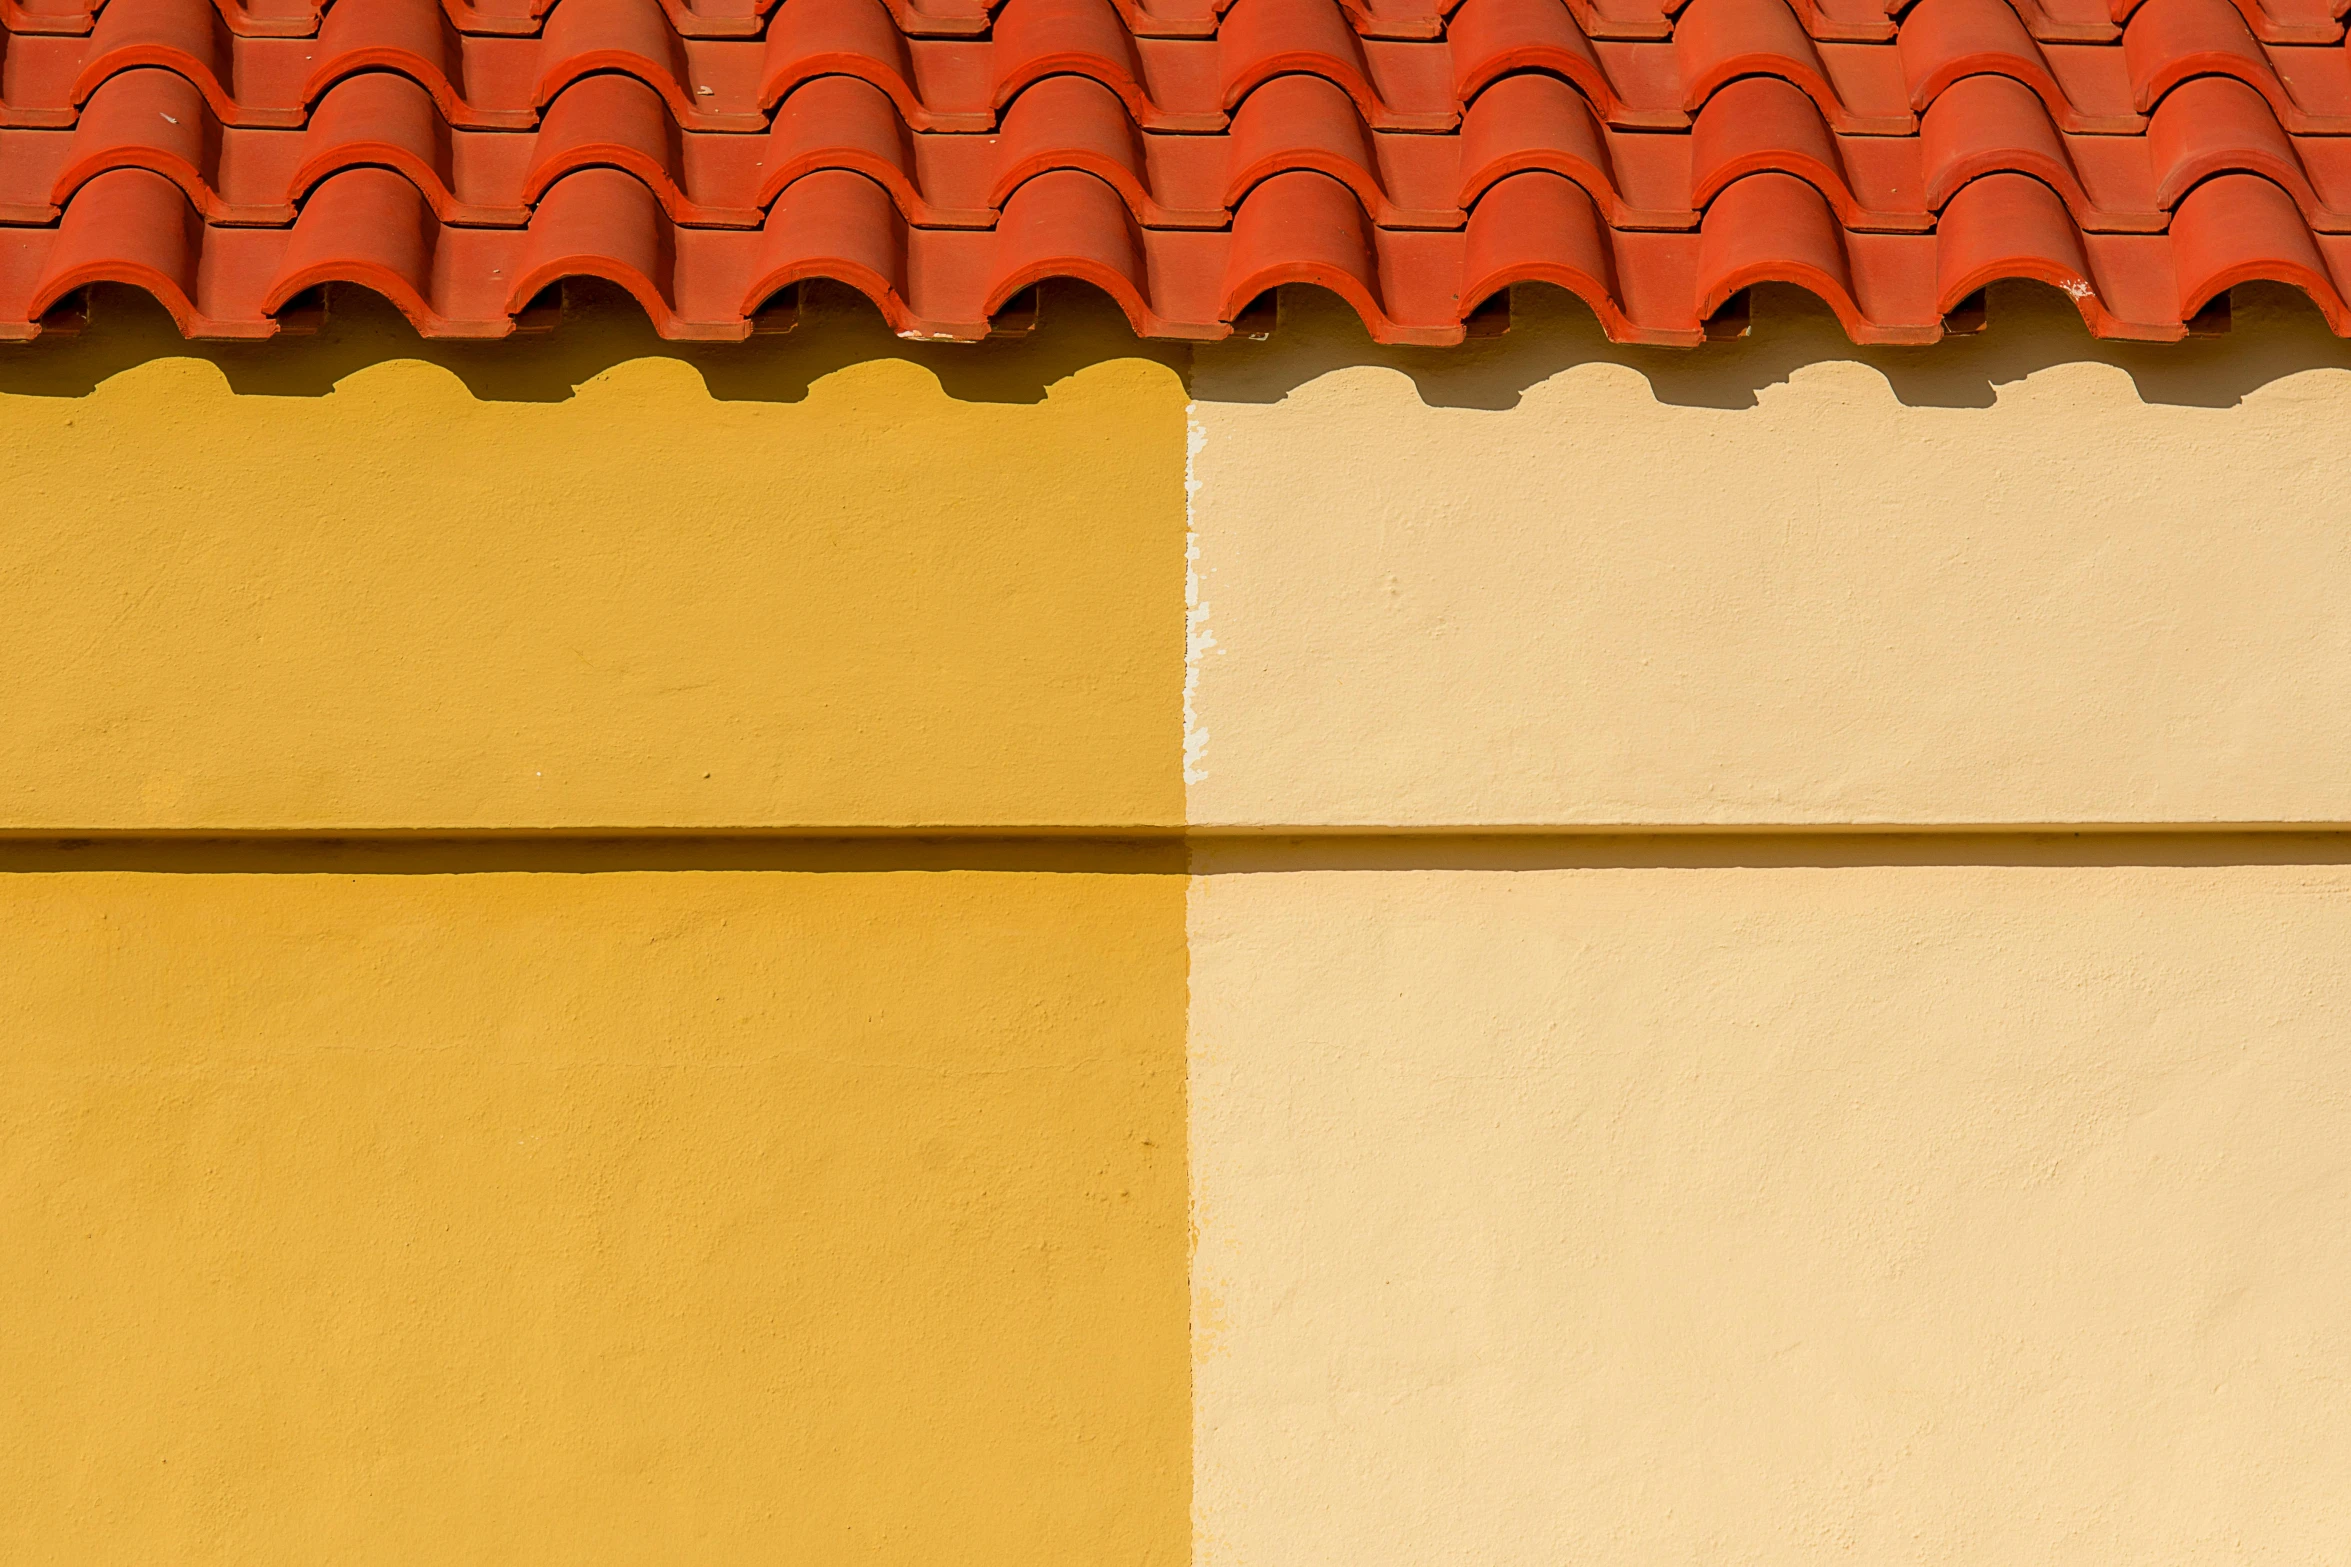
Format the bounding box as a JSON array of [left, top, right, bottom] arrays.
[[5, 0, 2349, 342]]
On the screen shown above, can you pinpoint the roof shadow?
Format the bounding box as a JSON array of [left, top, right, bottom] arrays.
[[0, 279, 1183, 405], [1196, 280, 2351, 412], [4, 277, 2345, 410]]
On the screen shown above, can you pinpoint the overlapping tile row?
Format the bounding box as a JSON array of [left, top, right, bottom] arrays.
[[7, 0, 2351, 342]]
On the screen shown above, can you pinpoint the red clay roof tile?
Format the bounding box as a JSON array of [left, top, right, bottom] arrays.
[[3, 0, 2349, 342]]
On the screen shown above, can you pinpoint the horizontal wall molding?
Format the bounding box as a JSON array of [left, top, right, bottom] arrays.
[[10, 829, 2351, 875]]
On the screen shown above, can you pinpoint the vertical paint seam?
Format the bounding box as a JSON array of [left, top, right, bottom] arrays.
[[1183, 399, 1210, 1563]]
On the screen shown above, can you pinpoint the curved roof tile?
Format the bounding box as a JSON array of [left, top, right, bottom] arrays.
[[4, 0, 2348, 341]]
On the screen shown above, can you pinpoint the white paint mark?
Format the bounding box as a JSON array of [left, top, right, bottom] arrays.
[[1183, 404, 1215, 789], [2061, 278, 2094, 300]]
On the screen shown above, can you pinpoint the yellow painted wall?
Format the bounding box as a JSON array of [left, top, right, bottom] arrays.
[[0, 853, 1189, 1565], [0, 286, 1187, 831], [0, 286, 1193, 1564]]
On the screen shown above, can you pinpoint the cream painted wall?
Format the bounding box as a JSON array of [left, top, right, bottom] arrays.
[[1184, 284, 2351, 827], [1189, 848, 2351, 1566]]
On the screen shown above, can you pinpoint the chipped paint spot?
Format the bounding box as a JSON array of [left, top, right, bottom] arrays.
[[1184, 405, 1216, 789]]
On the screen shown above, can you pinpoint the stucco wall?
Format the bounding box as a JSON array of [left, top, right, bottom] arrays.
[[1184, 284, 2351, 827], [1177, 284, 2351, 1564], [2, 853, 1189, 1563], [6, 281, 2350, 1564], [0, 288, 1187, 832], [1190, 845, 2351, 1566]]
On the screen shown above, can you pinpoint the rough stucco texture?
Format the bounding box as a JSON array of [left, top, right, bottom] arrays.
[[0, 293, 1187, 831], [0, 865, 1189, 1567], [10, 279, 2351, 1567], [1189, 855, 2351, 1567], [1183, 286, 2351, 827]]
